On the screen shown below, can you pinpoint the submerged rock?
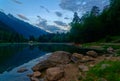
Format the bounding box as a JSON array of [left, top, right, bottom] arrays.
[[17, 67, 28, 73]]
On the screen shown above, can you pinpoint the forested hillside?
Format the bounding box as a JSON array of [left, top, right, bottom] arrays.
[[0, 21, 25, 42], [69, 0, 120, 43]]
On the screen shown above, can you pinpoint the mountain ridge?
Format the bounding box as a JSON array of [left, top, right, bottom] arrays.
[[0, 12, 48, 38]]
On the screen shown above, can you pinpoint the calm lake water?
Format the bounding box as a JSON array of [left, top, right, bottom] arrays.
[[0, 44, 92, 81]]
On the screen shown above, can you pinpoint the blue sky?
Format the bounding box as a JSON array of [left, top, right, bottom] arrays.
[[0, 0, 109, 33]]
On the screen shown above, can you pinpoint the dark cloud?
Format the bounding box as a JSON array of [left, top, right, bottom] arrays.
[[54, 21, 67, 26], [64, 17, 70, 20], [17, 14, 29, 21], [37, 15, 45, 21], [40, 5, 50, 13], [11, 0, 22, 4], [55, 11, 62, 17], [59, 0, 109, 12], [36, 16, 62, 33]]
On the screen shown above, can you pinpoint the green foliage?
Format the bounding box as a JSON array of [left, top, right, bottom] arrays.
[[0, 21, 26, 43], [83, 61, 120, 81], [38, 33, 70, 43], [69, 0, 120, 43]]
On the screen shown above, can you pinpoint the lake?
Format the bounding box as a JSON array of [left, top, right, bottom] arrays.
[[0, 43, 92, 81]]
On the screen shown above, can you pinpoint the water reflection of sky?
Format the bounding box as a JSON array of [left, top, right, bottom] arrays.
[[0, 53, 51, 81]]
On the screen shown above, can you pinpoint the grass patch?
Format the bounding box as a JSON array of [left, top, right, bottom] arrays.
[[82, 61, 120, 81]]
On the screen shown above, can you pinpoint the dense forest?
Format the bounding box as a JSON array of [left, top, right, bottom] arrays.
[[0, 21, 26, 42], [69, 0, 120, 43]]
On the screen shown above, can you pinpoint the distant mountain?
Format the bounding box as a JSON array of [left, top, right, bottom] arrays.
[[0, 20, 26, 42], [0, 20, 15, 33], [0, 12, 48, 38]]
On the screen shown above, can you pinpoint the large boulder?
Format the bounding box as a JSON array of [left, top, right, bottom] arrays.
[[46, 67, 64, 81], [47, 51, 71, 64], [32, 60, 56, 71], [86, 50, 98, 57], [32, 51, 71, 71]]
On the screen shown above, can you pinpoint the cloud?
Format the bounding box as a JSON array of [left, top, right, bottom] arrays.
[[55, 11, 62, 17], [54, 21, 68, 26], [64, 17, 70, 20], [36, 16, 68, 33], [59, 0, 109, 12], [36, 16, 61, 33], [37, 15, 45, 21], [40, 5, 50, 13], [17, 14, 29, 21], [11, 0, 22, 4]]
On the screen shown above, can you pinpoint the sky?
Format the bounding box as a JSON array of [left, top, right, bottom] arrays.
[[0, 0, 110, 33]]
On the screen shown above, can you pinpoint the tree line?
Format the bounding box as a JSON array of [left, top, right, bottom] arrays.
[[69, 0, 120, 43]]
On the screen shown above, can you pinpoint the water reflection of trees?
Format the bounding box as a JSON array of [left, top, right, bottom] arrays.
[[37, 44, 82, 53], [0, 44, 26, 73]]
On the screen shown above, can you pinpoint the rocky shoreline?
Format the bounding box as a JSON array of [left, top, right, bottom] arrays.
[[23, 48, 120, 81]]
